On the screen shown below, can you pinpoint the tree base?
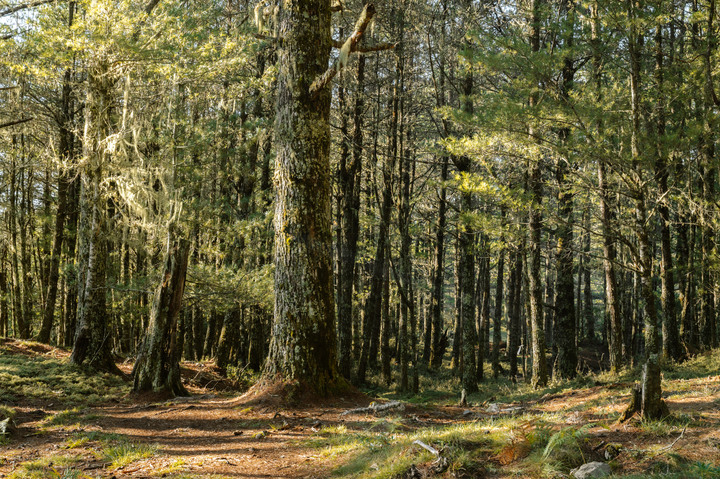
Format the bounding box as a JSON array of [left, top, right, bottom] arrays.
[[620, 357, 670, 422], [242, 375, 357, 408]]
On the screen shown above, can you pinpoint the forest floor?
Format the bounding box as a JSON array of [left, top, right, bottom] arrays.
[[0, 339, 719, 478]]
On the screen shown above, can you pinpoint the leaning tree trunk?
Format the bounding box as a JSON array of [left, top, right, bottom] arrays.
[[133, 233, 190, 396]]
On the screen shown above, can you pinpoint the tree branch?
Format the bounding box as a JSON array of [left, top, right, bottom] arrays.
[[0, 0, 56, 18], [144, 0, 160, 15], [309, 3, 377, 97], [331, 38, 395, 53], [0, 117, 33, 129]]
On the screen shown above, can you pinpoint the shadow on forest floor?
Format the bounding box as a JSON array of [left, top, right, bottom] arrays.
[[0, 339, 720, 478]]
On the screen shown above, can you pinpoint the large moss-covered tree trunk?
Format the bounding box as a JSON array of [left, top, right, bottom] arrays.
[[133, 233, 190, 396], [264, 0, 341, 395]]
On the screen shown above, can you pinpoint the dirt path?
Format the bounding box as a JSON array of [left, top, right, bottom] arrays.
[[3, 390, 346, 478]]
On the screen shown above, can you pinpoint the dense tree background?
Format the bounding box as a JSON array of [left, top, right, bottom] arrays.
[[1, 0, 720, 407]]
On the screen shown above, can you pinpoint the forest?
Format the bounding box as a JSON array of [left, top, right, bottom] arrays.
[[1, 0, 720, 478]]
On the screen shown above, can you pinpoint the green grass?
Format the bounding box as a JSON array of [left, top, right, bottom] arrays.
[[63, 430, 127, 449], [0, 343, 126, 405], [41, 408, 101, 428], [6, 454, 82, 479], [100, 441, 159, 469], [616, 461, 720, 478]]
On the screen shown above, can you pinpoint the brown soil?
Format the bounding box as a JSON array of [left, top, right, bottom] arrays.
[[1, 340, 719, 478], [0, 341, 454, 478]]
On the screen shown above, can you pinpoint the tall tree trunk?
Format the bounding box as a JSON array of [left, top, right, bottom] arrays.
[[337, 54, 365, 380], [583, 226, 594, 341], [39, 1, 76, 342], [216, 308, 241, 372], [429, 156, 448, 368], [623, 0, 668, 419], [528, 0, 548, 388], [653, 18, 681, 360], [508, 251, 523, 381], [265, 0, 342, 394], [63, 172, 80, 348], [552, 0, 576, 381], [492, 236, 505, 378], [380, 259, 392, 385], [70, 57, 119, 374], [458, 191, 477, 393]]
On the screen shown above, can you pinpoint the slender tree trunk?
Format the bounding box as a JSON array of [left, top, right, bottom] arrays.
[[458, 191, 477, 393], [623, 0, 668, 419], [430, 156, 448, 368], [492, 239, 505, 378], [552, 0, 577, 381], [528, 0, 548, 388], [216, 308, 241, 372], [583, 226, 594, 341], [653, 20, 681, 361], [337, 54, 365, 380], [39, 12, 76, 342], [380, 259, 392, 385], [508, 251, 523, 382]]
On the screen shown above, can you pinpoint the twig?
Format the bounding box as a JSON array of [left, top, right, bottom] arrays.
[[331, 38, 396, 53], [657, 425, 687, 453], [1, 0, 55, 18], [0, 117, 33, 129]]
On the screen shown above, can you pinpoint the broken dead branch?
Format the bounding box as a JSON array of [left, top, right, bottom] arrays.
[[412, 439, 439, 456], [310, 3, 394, 97], [340, 400, 404, 416]]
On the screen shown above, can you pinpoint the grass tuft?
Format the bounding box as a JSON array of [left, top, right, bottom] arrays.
[[100, 441, 159, 469]]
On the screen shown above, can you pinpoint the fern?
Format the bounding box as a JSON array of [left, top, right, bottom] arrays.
[[542, 424, 593, 468]]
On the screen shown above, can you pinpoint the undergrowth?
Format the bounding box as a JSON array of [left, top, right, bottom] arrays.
[[324, 349, 720, 478], [0, 342, 126, 405]]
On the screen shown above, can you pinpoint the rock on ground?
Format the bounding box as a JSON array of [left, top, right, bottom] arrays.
[[570, 461, 612, 479]]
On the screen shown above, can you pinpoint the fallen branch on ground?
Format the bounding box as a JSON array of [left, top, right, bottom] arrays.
[[340, 400, 404, 416], [413, 439, 439, 456]]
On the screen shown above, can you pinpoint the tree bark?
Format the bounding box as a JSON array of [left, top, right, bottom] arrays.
[[39, 5, 76, 342], [430, 156, 449, 368], [265, 0, 342, 394], [70, 57, 119, 374], [653, 20, 681, 361], [337, 54, 365, 380], [133, 234, 190, 396]]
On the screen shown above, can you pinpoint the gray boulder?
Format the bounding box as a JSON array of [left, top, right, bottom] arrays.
[[570, 461, 612, 479]]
